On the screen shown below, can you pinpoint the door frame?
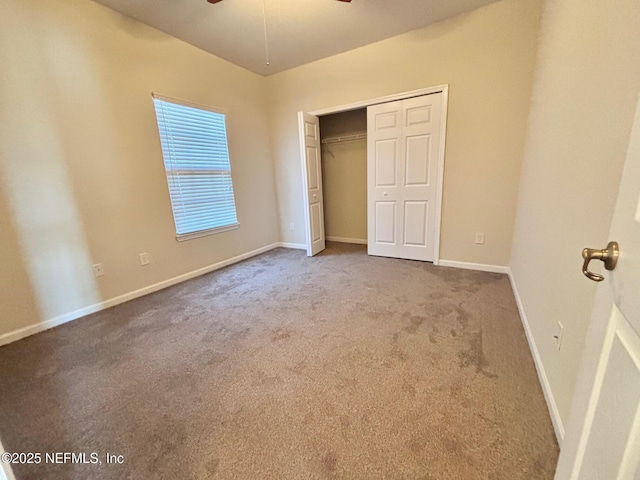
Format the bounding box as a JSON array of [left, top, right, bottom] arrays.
[[298, 84, 449, 263]]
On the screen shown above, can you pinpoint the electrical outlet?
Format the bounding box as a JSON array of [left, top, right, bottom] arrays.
[[474, 233, 485, 244], [554, 322, 564, 351], [289, 223, 295, 231], [139, 253, 150, 266], [93, 263, 104, 277]]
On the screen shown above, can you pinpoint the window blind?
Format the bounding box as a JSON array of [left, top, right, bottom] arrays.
[[152, 95, 239, 240]]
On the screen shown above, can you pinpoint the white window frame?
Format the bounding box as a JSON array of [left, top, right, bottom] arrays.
[[152, 93, 239, 241]]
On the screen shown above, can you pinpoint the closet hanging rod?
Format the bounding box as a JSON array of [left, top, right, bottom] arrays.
[[321, 133, 367, 145]]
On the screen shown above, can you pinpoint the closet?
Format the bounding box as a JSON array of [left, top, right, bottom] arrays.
[[299, 86, 447, 261], [319, 108, 368, 245]]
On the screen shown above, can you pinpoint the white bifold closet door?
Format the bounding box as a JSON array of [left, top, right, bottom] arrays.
[[299, 112, 326, 256], [367, 93, 443, 262]]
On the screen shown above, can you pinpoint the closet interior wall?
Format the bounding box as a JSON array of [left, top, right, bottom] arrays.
[[319, 108, 367, 244]]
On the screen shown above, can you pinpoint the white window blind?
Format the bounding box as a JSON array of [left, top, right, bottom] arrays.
[[152, 95, 239, 240]]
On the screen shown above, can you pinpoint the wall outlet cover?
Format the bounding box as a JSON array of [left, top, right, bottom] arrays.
[[93, 263, 104, 277]]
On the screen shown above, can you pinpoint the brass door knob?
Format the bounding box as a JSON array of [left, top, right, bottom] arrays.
[[582, 241, 619, 282]]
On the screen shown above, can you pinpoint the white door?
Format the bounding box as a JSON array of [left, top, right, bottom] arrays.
[[555, 95, 640, 479], [367, 93, 443, 262], [298, 112, 325, 256], [0, 439, 15, 480]]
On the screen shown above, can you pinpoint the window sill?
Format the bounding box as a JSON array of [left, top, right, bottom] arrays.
[[176, 223, 239, 242]]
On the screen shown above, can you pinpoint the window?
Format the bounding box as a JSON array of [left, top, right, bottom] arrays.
[[152, 94, 239, 241]]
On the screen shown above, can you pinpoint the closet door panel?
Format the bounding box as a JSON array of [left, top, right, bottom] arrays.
[[299, 112, 325, 256], [367, 93, 442, 261]]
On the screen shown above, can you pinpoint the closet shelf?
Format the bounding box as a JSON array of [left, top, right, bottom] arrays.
[[321, 133, 367, 145]]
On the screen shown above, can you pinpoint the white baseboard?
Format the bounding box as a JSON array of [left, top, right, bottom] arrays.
[[326, 236, 367, 245], [508, 269, 565, 444], [0, 243, 282, 347], [438, 259, 510, 274], [277, 242, 306, 250]]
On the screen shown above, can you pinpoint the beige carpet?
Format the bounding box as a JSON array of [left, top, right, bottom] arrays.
[[0, 243, 558, 479]]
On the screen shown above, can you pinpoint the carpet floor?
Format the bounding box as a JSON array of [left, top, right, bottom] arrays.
[[0, 243, 558, 479]]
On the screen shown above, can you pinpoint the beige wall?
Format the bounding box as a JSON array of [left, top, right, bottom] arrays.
[[510, 0, 640, 429], [319, 110, 367, 241], [0, 189, 41, 336], [0, 0, 279, 339], [267, 0, 542, 265]]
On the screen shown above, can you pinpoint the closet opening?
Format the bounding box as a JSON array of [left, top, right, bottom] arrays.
[[319, 109, 368, 246]]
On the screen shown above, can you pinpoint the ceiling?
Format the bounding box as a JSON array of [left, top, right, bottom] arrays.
[[91, 0, 498, 76]]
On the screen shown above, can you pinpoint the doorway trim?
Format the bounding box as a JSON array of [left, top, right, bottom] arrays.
[[299, 84, 449, 264]]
